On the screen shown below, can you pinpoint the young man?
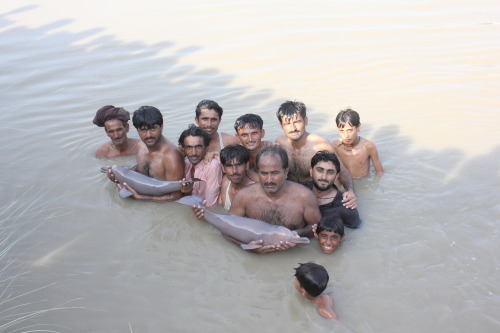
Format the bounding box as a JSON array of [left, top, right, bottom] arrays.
[[332, 108, 384, 178], [194, 100, 239, 161], [218, 145, 255, 210], [107, 106, 184, 202], [293, 262, 337, 320], [233, 113, 272, 173], [178, 125, 222, 207], [93, 105, 140, 158], [274, 100, 357, 209], [304, 151, 361, 228], [313, 215, 344, 254], [193, 147, 321, 254]]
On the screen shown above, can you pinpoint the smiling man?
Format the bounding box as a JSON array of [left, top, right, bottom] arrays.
[[179, 124, 222, 207], [93, 105, 140, 158], [194, 100, 239, 161]]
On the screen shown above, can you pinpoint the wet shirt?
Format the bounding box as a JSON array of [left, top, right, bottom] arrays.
[[184, 157, 222, 207]]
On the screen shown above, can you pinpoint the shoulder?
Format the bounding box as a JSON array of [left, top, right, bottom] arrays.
[[95, 142, 111, 158], [362, 138, 377, 150], [222, 132, 239, 146], [307, 133, 334, 151], [274, 135, 289, 146]]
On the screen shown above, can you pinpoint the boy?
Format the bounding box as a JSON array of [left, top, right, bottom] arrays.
[[313, 214, 344, 254], [332, 109, 384, 178], [293, 262, 337, 320]]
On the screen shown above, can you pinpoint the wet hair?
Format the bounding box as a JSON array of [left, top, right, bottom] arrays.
[[220, 145, 249, 166], [234, 113, 264, 132], [195, 100, 223, 119], [310, 150, 340, 174], [132, 106, 163, 129], [178, 124, 211, 147], [316, 214, 344, 237], [336, 109, 360, 128], [276, 100, 307, 124], [256, 146, 288, 170], [294, 262, 329, 297]]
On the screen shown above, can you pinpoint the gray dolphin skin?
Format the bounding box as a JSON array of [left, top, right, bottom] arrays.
[[176, 195, 310, 250], [101, 165, 202, 198]]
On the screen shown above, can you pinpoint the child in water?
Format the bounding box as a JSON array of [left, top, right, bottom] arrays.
[[313, 214, 344, 254], [332, 108, 384, 178], [293, 262, 337, 320]]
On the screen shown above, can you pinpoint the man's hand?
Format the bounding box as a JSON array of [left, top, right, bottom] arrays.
[[180, 178, 194, 194], [106, 167, 118, 183], [191, 200, 207, 220], [117, 182, 142, 200], [203, 151, 219, 164], [246, 240, 297, 254], [342, 190, 357, 209]]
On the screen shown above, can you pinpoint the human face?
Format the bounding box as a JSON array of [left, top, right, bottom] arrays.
[[138, 124, 162, 147], [315, 230, 342, 254], [258, 155, 288, 194], [182, 135, 207, 165], [236, 125, 265, 151], [195, 108, 221, 136], [105, 119, 129, 146], [222, 159, 248, 184], [337, 123, 360, 145], [310, 161, 338, 191], [280, 114, 307, 141]]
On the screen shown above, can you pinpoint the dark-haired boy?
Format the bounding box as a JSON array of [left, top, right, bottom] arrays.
[[219, 145, 255, 210], [332, 108, 383, 178], [293, 262, 337, 320], [303, 151, 362, 228], [313, 215, 344, 254]]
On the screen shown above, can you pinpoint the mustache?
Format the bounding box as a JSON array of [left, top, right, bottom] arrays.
[[145, 136, 155, 141], [288, 130, 299, 134], [230, 173, 241, 177], [264, 182, 277, 186]]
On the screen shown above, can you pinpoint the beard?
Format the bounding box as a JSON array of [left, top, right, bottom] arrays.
[[312, 179, 332, 191]]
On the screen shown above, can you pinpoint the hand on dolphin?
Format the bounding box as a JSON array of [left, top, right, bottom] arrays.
[[243, 239, 297, 254], [191, 200, 208, 220], [180, 178, 194, 194]]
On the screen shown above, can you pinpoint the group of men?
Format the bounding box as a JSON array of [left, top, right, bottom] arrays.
[[95, 100, 360, 254]]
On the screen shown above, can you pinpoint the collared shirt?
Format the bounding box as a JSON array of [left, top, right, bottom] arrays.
[[184, 157, 222, 207]]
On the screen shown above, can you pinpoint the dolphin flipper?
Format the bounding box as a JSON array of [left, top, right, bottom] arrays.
[[119, 187, 133, 198], [240, 243, 263, 250]]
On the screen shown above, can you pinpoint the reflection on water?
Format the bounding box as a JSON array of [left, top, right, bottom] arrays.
[[1, 1, 499, 332]]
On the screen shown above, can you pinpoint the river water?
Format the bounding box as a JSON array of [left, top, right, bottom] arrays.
[[1, 1, 499, 332]]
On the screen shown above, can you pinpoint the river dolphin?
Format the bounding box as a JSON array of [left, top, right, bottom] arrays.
[[101, 165, 202, 198], [176, 195, 310, 250]]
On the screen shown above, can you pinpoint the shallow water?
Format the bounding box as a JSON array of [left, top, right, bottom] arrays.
[[1, 1, 499, 332]]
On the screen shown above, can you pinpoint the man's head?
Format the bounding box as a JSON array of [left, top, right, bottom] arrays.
[[234, 114, 265, 152], [336, 109, 361, 146], [179, 124, 211, 166], [132, 106, 163, 147], [220, 145, 250, 185], [256, 147, 289, 194], [93, 105, 131, 146], [194, 100, 223, 137], [276, 101, 308, 141], [293, 262, 329, 297], [310, 151, 340, 191], [314, 214, 344, 254]]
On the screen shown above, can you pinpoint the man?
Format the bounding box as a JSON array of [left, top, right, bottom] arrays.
[[107, 106, 184, 202], [233, 113, 272, 177], [304, 151, 361, 228], [178, 125, 222, 207], [274, 100, 356, 209], [93, 105, 140, 158], [194, 99, 239, 161], [218, 145, 255, 210], [194, 147, 321, 254]]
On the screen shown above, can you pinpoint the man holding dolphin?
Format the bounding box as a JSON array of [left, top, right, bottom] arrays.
[[193, 146, 321, 254], [107, 105, 185, 202]]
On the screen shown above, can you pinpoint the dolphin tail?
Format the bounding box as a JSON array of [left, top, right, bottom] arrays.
[[175, 195, 204, 206]]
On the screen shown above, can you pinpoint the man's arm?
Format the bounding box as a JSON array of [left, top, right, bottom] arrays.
[[119, 182, 182, 202], [293, 191, 322, 238], [367, 142, 384, 175]]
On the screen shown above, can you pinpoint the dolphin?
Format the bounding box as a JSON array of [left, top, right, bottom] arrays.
[[101, 165, 202, 198], [176, 195, 310, 250]]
